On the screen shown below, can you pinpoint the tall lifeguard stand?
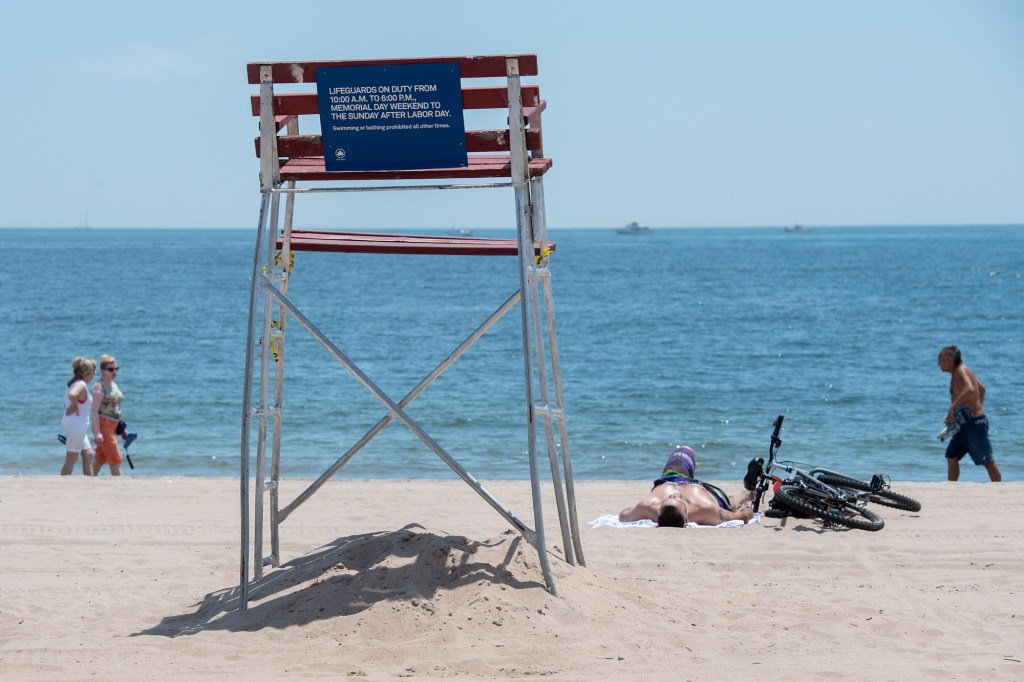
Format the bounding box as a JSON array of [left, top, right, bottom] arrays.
[[240, 55, 583, 610]]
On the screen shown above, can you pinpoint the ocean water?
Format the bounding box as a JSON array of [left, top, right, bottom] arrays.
[[3, 225, 1021, 482]]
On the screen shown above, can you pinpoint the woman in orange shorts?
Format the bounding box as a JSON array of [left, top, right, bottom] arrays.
[[91, 354, 125, 476]]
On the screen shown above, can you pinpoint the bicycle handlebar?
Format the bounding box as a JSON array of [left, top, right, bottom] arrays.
[[754, 414, 785, 514], [768, 414, 784, 461]]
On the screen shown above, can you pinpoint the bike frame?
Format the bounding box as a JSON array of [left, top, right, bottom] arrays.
[[809, 466, 888, 493], [752, 415, 866, 513]]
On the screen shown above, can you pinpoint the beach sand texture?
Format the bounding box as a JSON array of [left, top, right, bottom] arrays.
[[1, 477, 1021, 680]]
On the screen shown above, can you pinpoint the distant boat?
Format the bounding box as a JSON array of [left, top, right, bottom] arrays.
[[785, 224, 806, 233], [448, 227, 473, 236], [615, 221, 654, 235]]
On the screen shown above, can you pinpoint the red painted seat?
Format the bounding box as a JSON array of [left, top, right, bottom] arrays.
[[278, 229, 554, 257]]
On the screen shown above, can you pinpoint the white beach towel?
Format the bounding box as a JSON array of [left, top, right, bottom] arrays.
[[587, 513, 760, 529]]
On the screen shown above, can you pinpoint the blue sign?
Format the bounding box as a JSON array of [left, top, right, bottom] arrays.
[[316, 62, 467, 171]]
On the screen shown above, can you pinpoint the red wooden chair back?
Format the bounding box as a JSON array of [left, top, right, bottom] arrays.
[[247, 55, 550, 182]]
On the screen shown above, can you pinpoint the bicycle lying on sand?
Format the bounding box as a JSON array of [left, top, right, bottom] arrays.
[[748, 415, 922, 531]]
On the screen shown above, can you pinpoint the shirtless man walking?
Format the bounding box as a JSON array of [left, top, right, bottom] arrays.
[[938, 345, 1001, 482], [618, 445, 758, 526]]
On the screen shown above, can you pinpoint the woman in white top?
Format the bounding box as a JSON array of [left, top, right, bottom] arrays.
[[60, 356, 96, 475]]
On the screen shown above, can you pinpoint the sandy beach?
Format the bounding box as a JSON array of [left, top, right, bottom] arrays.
[[0, 476, 1021, 680]]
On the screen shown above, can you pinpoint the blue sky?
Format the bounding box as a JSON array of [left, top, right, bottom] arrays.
[[4, 0, 1022, 229]]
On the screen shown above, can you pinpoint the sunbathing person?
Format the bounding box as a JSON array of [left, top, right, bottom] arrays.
[[618, 446, 761, 527]]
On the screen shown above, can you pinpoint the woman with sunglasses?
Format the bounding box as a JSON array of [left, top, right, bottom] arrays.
[[91, 354, 125, 476]]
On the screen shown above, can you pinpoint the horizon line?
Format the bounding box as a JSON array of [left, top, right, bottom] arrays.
[[2, 222, 1023, 231]]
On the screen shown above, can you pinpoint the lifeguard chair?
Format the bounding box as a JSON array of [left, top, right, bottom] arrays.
[[240, 55, 583, 609]]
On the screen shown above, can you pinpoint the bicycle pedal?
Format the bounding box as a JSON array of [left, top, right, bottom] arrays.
[[764, 508, 790, 519]]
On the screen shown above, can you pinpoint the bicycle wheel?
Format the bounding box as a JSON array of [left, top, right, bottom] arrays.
[[775, 485, 885, 531], [816, 474, 922, 512]]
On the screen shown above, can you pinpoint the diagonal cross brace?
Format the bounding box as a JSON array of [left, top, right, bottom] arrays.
[[278, 290, 522, 522], [257, 274, 537, 543]]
